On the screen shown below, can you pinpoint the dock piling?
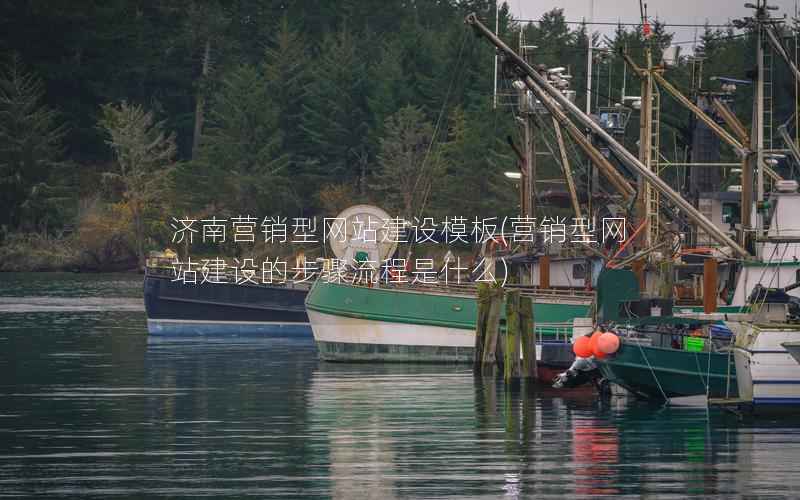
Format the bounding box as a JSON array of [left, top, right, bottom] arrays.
[[520, 295, 537, 379], [481, 286, 504, 376], [504, 289, 522, 381], [475, 284, 535, 380], [474, 283, 490, 371]]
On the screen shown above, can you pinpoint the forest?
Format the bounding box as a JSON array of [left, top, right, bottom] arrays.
[[0, 0, 792, 271]]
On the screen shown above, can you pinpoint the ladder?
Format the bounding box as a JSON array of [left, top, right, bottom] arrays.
[[646, 83, 661, 248], [763, 27, 775, 152]]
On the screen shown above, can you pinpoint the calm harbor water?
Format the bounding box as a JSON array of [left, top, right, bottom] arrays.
[[1, 273, 800, 498]]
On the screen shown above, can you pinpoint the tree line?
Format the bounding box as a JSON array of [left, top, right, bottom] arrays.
[[0, 0, 787, 270]]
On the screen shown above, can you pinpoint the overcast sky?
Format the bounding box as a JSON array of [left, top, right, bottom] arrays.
[[509, 0, 798, 46]]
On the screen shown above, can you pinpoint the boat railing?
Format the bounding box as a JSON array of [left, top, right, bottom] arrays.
[[343, 279, 593, 301], [145, 260, 311, 291], [536, 322, 576, 342], [616, 325, 733, 353], [146, 259, 592, 301]]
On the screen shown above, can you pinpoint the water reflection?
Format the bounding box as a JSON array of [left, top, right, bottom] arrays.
[[2, 274, 800, 497], [305, 364, 800, 499]]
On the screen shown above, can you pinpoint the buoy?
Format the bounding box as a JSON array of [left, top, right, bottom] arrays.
[[597, 332, 621, 354], [589, 331, 607, 359], [573, 335, 592, 358]]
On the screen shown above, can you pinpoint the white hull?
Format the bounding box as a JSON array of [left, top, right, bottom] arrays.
[[308, 309, 542, 360], [730, 323, 800, 407], [309, 309, 474, 347]]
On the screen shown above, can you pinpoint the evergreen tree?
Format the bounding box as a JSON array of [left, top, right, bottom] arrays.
[[262, 16, 318, 209], [300, 27, 370, 191], [192, 64, 290, 216], [431, 105, 515, 220], [0, 54, 70, 235], [367, 39, 408, 137]]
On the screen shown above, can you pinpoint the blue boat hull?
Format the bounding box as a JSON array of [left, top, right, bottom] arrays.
[[144, 274, 311, 337]]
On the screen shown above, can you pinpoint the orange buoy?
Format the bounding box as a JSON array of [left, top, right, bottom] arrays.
[[589, 331, 607, 358], [573, 335, 592, 358], [597, 332, 621, 354]]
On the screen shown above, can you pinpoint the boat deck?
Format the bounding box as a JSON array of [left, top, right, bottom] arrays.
[[708, 397, 754, 415]]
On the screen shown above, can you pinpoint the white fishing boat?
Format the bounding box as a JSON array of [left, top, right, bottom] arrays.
[[727, 320, 800, 408]]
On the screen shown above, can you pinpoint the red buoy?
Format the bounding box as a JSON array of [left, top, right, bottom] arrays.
[[589, 331, 608, 359], [573, 335, 592, 358], [597, 332, 621, 354]]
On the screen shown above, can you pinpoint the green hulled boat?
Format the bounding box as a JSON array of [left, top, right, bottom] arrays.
[[305, 280, 591, 364], [593, 269, 738, 400], [597, 338, 738, 399]]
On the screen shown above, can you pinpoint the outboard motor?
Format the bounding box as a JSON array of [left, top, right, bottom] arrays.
[[552, 356, 600, 389]]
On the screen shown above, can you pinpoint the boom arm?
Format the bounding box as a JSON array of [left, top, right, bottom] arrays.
[[464, 13, 750, 258]]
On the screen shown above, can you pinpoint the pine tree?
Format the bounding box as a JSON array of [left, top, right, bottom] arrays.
[[431, 105, 515, 220], [192, 64, 290, 216], [262, 16, 318, 208], [300, 27, 370, 190], [0, 54, 70, 235], [367, 39, 408, 137]]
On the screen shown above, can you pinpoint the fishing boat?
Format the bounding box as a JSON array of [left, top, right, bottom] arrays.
[[144, 204, 404, 337], [593, 179, 800, 400], [727, 321, 800, 408], [581, 267, 738, 399], [706, 285, 800, 410], [306, 278, 591, 375], [144, 252, 311, 336], [595, 321, 739, 399]]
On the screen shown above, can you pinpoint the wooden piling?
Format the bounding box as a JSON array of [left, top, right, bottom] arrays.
[[520, 295, 537, 379], [504, 289, 522, 381], [703, 258, 718, 314], [474, 283, 490, 371], [481, 286, 504, 376]]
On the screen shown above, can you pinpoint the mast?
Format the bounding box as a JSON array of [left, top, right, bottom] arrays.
[[585, 0, 595, 218], [636, 14, 655, 251], [492, 0, 499, 109], [465, 13, 750, 258], [585, 0, 594, 117], [757, 7, 766, 237]]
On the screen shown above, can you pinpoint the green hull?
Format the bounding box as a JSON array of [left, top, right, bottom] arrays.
[[305, 281, 591, 336], [598, 342, 738, 400], [306, 281, 592, 364]]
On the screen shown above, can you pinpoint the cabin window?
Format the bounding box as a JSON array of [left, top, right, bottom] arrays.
[[722, 202, 740, 225], [796, 269, 800, 284], [572, 263, 586, 280]]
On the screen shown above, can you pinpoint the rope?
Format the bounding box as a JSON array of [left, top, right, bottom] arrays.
[[751, 242, 789, 318], [412, 29, 469, 213], [403, 30, 469, 262], [636, 338, 670, 404], [706, 328, 713, 400], [693, 350, 708, 395]]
